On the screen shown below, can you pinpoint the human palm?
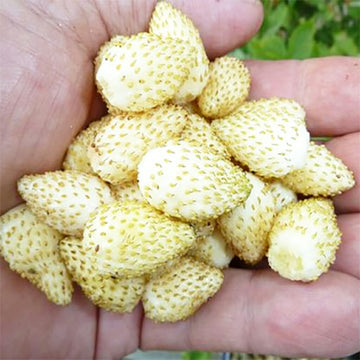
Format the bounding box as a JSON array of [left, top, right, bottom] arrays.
[[1, 1, 359, 359]]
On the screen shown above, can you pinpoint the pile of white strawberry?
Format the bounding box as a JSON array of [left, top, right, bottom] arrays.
[[0, 2, 355, 322]]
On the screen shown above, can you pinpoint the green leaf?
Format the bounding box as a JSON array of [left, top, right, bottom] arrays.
[[288, 19, 316, 59], [331, 31, 359, 56], [312, 42, 332, 57], [230, 0, 359, 60], [262, 3, 290, 35], [304, 0, 326, 10], [288, 0, 297, 9], [349, 1, 360, 18], [181, 351, 213, 360], [246, 34, 287, 60]]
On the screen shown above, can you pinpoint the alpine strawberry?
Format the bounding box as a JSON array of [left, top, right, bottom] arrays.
[[95, 32, 196, 112], [281, 142, 355, 196], [149, 1, 209, 103], [142, 256, 223, 322], [138, 141, 251, 222], [218, 172, 276, 264], [60, 237, 145, 312], [0, 204, 73, 305], [17, 170, 114, 236], [83, 200, 196, 278], [198, 56, 251, 119], [211, 98, 310, 178], [267, 198, 342, 281]]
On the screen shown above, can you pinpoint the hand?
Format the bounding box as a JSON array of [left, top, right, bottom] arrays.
[[0, 0, 359, 359], [0, 0, 262, 358]]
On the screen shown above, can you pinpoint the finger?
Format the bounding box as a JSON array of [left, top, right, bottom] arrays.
[[168, 0, 263, 58], [141, 269, 360, 358], [94, 0, 264, 59], [95, 305, 142, 359], [332, 213, 360, 279], [245, 57, 360, 136], [325, 133, 360, 213]]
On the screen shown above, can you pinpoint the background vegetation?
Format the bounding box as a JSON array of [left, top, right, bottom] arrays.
[[184, 1, 359, 359], [230, 0, 360, 60]]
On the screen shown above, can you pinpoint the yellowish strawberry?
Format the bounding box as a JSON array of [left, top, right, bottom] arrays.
[[94, 36, 134, 116], [88, 104, 188, 184], [110, 180, 144, 202], [83, 200, 196, 278], [94, 35, 129, 74], [149, 1, 209, 103], [198, 56, 251, 119], [0, 204, 73, 305], [95, 32, 196, 112], [267, 198, 341, 281], [281, 142, 355, 196], [211, 98, 310, 178], [149, 2, 202, 54], [138, 141, 251, 222], [180, 113, 231, 159], [17, 170, 114, 237], [62, 115, 111, 174], [217, 172, 276, 264], [267, 180, 298, 213], [142, 256, 223, 322], [59, 237, 145, 312], [188, 228, 234, 268]]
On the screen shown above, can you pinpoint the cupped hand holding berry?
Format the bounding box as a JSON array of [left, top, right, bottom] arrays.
[[1, 1, 359, 359]]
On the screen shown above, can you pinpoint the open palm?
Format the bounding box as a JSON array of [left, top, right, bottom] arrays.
[[1, 1, 359, 358]]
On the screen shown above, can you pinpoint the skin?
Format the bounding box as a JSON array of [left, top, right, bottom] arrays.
[[0, 0, 359, 358]]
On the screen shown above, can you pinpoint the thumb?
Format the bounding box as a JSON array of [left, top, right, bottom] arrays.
[[94, 0, 263, 59]]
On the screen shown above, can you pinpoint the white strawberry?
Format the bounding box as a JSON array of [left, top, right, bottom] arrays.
[[180, 113, 231, 159], [281, 142, 355, 196], [62, 115, 111, 174], [211, 98, 310, 178], [83, 200, 196, 278], [198, 56, 251, 119], [267, 198, 342, 281], [0, 204, 73, 305], [217, 172, 276, 264], [138, 141, 251, 222], [188, 228, 234, 268], [94, 35, 129, 74], [59, 237, 145, 312], [267, 180, 298, 213], [88, 104, 188, 184], [110, 180, 144, 202], [17, 170, 114, 237], [142, 256, 223, 322], [149, 1, 209, 103], [95, 32, 196, 112]]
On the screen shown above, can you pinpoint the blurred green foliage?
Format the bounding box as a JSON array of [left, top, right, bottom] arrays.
[[181, 351, 213, 360], [230, 0, 360, 59]]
